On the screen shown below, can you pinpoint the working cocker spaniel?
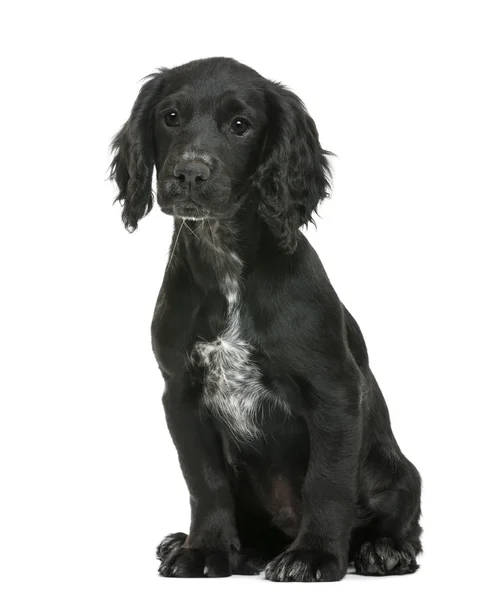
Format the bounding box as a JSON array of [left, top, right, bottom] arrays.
[[110, 57, 422, 582]]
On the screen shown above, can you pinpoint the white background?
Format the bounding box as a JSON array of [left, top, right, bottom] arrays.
[[1, 1, 494, 598]]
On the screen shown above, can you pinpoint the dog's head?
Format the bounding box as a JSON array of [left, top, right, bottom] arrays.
[[110, 57, 331, 252]]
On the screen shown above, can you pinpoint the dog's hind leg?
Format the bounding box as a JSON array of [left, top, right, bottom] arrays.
[[349, 370, 422, 576], [351, 443, 422, 576]]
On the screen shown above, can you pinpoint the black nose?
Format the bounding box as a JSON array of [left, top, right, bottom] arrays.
[[173, 160, 210, 186]]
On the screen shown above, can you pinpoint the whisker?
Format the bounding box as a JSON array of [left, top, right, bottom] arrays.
[[206, 218, 216, 243], [167, 220, 184, 269], [183, 220, 199, 240]]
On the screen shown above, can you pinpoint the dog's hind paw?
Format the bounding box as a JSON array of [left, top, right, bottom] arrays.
[[354, 538, 419, 576]]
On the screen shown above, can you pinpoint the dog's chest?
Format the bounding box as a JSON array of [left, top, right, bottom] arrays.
[[192, 273, 270, 440]]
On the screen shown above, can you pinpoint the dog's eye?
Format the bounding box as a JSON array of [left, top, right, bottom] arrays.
[[164, 111, 180, 127], [230, 118, 250, 136]]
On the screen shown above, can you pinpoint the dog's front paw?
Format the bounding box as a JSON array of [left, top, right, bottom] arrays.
[[156, 532, 188, 561], [354, 538, 419, 576], [158, 546, 231, 578], [265, 549, 346, 582]]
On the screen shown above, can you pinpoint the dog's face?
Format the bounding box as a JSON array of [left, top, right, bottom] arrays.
[[153, 64, 268, 221], [110, 58, 331, 252]]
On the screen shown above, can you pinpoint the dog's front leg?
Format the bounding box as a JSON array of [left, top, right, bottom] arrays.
[[265, 379, 361, 582], [157, 377, 239, 578]]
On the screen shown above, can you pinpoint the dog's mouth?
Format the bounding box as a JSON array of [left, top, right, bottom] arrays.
[[158, 186, 236, 221], [169, 201, 209, 221], [157, 184, 210, 220]]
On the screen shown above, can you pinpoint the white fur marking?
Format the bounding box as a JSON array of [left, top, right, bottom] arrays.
[[192, 255, 276, 440], [181, 150, 213, 166]]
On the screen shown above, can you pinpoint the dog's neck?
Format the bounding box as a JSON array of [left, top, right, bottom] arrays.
[[173, 203, 273, 289]]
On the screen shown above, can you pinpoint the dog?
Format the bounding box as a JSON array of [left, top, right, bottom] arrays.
[[109, 57, 422, 582]]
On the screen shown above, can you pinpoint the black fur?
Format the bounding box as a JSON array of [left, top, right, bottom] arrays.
[[110, 57, 422, 582]]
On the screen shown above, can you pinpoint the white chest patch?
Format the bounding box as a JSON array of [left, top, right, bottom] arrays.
[[192, 266, 272, 441]]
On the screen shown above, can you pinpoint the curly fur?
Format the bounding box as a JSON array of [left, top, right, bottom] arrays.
[[109, 71, 167, 231], [252, 84, 333, 252]]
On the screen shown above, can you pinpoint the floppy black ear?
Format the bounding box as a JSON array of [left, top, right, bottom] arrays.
[[109, 72, 166, 231], [252, 83, 332, 253]]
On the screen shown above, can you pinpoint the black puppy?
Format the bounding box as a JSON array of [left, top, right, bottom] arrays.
[[110, 57, 422, 582]]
